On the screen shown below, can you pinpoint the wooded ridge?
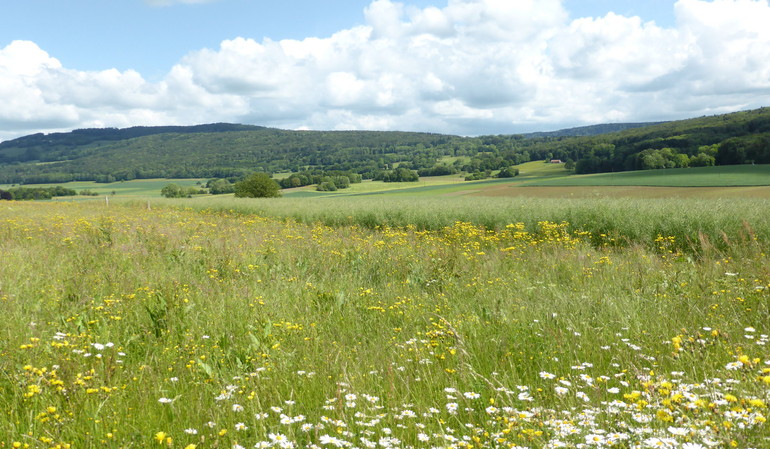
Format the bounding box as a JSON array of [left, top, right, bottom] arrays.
[[0, 107, 767, 184]]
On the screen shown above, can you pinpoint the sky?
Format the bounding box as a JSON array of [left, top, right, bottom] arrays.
[[1, 0, 769, 142]]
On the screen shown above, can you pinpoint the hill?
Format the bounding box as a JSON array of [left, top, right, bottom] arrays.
[[532, 108, 770, 173], [0, 107, 768, 184], [0, 127, 457, 183], [522, 122, 666, 138]]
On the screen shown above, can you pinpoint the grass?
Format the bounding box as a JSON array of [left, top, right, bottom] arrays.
[[181, 195, 770, 254], [527, 164, 770, 187], [1, 199, 768, 448], [515, 160, 571, 179]]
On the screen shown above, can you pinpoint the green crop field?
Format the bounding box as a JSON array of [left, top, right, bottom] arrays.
[[526, 164, 770, 187]]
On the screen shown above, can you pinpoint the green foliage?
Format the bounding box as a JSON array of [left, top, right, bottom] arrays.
[[496, 167, 519, 178], [316, 181, 338, 192], [206, 178, 235, 195], [0, 126, 456, 184], [465, 171, 490, 181], [161, 183, 185, 198], [637, 147, 690, 170], [278, 170, 360, 190], [160, 183, 203, 198], [417, 164, 457, 176], [375, 167, 420, 182], [690, 152, 716, 167], [4, 185, 76, 200], [233, 172, 281, 198], [716, 133, 770, 165]]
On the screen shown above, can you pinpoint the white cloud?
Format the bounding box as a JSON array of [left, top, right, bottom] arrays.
[[3, 0, 770, 141]]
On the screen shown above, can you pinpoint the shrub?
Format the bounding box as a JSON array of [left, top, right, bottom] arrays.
[[497, 167, 520, 178], [234, 172, 281, 198], [316, 181, 338, 192]]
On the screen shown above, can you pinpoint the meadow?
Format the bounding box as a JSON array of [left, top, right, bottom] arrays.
[[1, 197, 768, 449]]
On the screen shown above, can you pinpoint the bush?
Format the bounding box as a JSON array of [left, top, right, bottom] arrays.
[[161, 184, 203, 198], [418, 164, 457, 176], [375, 167, 419, 182], [206, 179, 235, 195], [316, 181, 338, 192], [234, 172, 281, 198], [465, 171, 490, 181], [161, 184, 186, 198], [497, 167, 519, 178]]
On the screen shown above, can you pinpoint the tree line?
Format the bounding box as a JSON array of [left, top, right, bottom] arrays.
[[0, 186, 77, 200]]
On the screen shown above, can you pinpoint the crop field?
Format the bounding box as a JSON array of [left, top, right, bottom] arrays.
[[283, 164, 770, 199], [526, 165, 770, 188], [1, 198, 769, 448], [471, 185, 770, 200]]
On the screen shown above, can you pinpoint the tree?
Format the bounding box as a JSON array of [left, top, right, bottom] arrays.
[[161, 183, 203, 198], [316, 181, 338, 191], [161, 184, 184, 198], [207, 178, 235, 195], [234, 172, 281, 198], [497, 167, 519, 178], [690, 152, 716, 167], [377, 167, 419, 182]]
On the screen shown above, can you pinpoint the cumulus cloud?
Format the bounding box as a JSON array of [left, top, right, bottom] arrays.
[[2, 0, 770, 141]]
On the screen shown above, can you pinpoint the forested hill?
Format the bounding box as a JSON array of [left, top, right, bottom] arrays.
[[0, 107, 768, 184], [1, 123, 266, 151], [522, 122, 665, 139], [0, 127, 458, 183], [540, 107, 770, 173]]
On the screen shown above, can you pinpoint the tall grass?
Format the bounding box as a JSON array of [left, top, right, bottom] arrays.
[[174, 196, 770, 254], [1, 201, 768, 448]]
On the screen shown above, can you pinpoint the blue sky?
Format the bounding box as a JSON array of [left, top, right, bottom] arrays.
[[1, 0, 769, 141]]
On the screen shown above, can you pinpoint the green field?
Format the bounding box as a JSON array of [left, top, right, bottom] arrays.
[[281, 163, 770, 198], [1, 199, 768, 448], [4, 164, 770, 202], [527, 164, 770, 187]]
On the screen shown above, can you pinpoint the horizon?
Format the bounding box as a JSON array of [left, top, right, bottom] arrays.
[[2, 0, 770, 142]]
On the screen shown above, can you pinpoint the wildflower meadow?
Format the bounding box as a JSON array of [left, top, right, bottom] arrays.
[[0, 199, 768, 448]]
